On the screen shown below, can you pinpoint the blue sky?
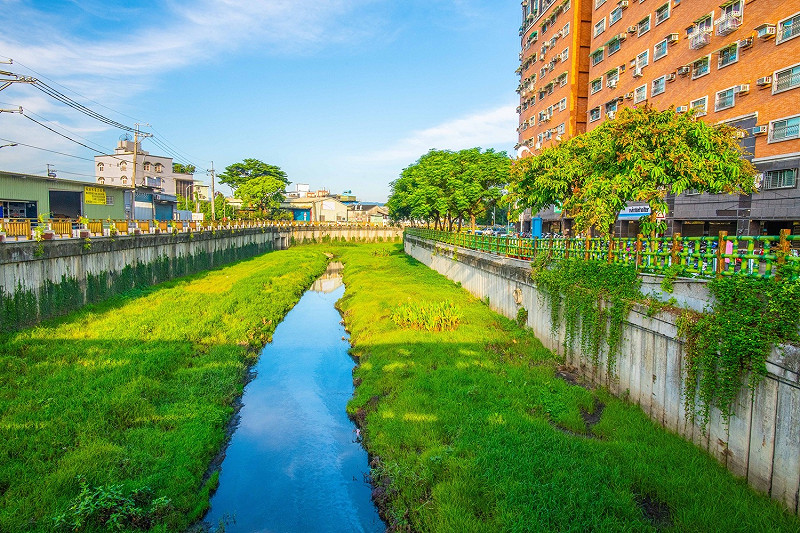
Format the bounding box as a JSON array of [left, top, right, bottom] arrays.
[[0, 0, 520, 202]]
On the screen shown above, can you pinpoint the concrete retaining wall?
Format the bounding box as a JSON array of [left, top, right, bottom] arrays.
[[405, 234, 800, 515]]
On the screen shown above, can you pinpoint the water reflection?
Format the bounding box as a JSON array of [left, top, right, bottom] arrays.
[[311, 262, 344, 293], [205, 262, 382, 532]]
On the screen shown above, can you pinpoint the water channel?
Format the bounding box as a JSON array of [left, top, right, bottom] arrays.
[[204, 263, 384, 532]]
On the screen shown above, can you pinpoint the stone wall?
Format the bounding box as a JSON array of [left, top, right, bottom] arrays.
[[405, 233, 800, 515]]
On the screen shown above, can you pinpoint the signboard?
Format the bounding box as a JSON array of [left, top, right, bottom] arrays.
[[322, 201, 335, 211], [618, 205, 652, 220], [84, 186, 107, 205]]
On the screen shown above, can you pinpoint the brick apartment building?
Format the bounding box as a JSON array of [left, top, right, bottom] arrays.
[[518, 0, 800, 237]]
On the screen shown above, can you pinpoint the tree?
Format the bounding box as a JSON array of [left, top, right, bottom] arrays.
[[388, 148, 511, 230], [173, 163, 196, 174], [218, 159, 290, 218], [508, 105, 758, 236]]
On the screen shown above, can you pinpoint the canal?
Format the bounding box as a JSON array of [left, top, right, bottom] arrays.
[[204, 262, 384, 532]]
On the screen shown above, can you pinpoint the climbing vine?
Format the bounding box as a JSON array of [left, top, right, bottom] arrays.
[[532, 258, 641, 370], [677, 270, 800, 428]]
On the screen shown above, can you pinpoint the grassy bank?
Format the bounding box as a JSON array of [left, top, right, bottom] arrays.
[[334, 243, 799, 532], [0, 248, 328, 531]]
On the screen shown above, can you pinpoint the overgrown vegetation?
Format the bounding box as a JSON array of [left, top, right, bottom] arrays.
[[532, 257, 642, 370], [678, 270, 800, 427], [391, 300, 462, 332], [0, 247, 328, 531], [335, 243, 799, 531]]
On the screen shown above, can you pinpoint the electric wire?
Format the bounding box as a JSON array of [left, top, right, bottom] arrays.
[[0, 136, 97, 162], [23, 114, 128, 163]]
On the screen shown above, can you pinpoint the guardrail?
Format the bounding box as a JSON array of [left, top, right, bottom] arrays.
[[406, 228, 800, 280], [0, 218, 399, 241]]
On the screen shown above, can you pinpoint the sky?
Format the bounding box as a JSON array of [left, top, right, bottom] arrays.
[[0, 0, 521, 202]]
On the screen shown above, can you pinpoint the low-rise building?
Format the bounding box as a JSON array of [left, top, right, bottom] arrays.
[[0, 171, 126, 220], [282, 196, 349, 222]]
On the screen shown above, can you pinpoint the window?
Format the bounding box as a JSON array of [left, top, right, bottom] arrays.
[[610, 7, 623, 25], [775, 64, 800, 93], [655, 3, 670, 25], [155, 163, 163, 173], [119, 162, 127, 171], [690, 96, 708, 116], [634, 84, 647, 103], [715, 87, 735, 111], [561, 48, 569, 61], [721, 1, 741, 17], [558, 72, 568, 87], [605, 99, 618, 116], [143, 162, 151, 171], [97, 162, 104, 172], [557, 122, 566, 135], [590, 107, 602, 122], [654, 39, 668, 60], [636, 50, 649, 68], [638, 15, 651, 36], [608, 37, 621, 55], [595, 0, 607, 8], [591, 48, 605, 66], [563, 22, 570, 36], [594, 18, 606, 37], [121, 176, 128, 184], [778, 13, 800, 44], [558, 97, 568, 111], [763, 168, 798, 189], [718, 43, 738, 69], [606, 68, 619, 87], [692, 56, 710, 78], [652, 75, 666, 96], [106, 195, 115, 206], [770, 116, 800, 142], [591, 78, 603, 94]]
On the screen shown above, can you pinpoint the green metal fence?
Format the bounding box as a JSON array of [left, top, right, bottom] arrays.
[[405, 228, 800, 281]]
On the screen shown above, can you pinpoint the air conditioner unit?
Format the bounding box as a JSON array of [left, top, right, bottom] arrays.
[[628, 25, 638, 33], [676, 105, 688, 113], [756, 76, 772, 86], [667, 33, 679, 43], [625, 92, 635, 100], [677, 65, 691, 75], [608, 80, 618, 89], [633, 67, 643, 78], [618, 0, 629, 7], [736, 83, 750, 94], [757, 25, 777, 39], [752, 125, 768, 135], [666, 73, 677, 82], [618, 33, 627, 41], [739, 37, 753, 48], [607, 111, 616, 119], [735, 130, 747, 139], [630, 58, 638, 68]]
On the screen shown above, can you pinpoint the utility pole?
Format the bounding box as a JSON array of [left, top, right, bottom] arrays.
[[208, 161, 216, 222]]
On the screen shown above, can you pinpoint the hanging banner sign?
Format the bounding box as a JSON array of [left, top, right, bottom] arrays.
[[84, 186, 107, 205], [618, 205, 652, 220]]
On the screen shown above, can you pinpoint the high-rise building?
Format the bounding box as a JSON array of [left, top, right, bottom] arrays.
[[518, 0, 800, 237], [517, 0, 594, 234]]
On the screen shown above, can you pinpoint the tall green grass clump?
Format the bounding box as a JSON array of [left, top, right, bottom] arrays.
[[391, 300, 461, 332]]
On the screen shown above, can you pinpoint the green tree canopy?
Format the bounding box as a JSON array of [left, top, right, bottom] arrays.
[[219, 158, 290, 218], [508, 105, 757, 236], [172, 163, 196, 174], [388, 148, 511, 230]]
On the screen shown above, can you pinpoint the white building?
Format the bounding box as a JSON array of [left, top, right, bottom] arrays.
[[94, 139, 201, 220]]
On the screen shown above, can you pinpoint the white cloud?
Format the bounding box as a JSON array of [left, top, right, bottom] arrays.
[[357, 104, 518, 163]]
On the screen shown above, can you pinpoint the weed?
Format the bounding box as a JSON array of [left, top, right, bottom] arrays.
[[391, 300, 461, 332]]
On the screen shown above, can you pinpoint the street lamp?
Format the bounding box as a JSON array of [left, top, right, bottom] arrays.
[[0, 143, 18, 149]]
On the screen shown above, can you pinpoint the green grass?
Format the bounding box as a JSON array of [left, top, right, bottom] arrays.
[[0, 247, 329, 531], [330, 243, 800, 532]]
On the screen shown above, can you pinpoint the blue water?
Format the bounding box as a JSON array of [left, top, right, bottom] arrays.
[[204, 265, 383, 532]]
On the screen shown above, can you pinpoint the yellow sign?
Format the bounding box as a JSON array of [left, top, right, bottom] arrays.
[[84, 186, 107, 205]]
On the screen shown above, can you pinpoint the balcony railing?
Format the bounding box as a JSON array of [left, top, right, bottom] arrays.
[[716, 14, 741, 36], [771, 122, 799, 141], [690, 30, 711, 49]]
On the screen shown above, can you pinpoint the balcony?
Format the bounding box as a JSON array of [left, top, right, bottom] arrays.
[[716, 14, 741, 36], [690, 30, 711, 49]]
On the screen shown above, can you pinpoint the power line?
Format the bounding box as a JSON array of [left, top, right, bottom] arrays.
[[0, 136, 98, 162], [23, 114, 128, 163]]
